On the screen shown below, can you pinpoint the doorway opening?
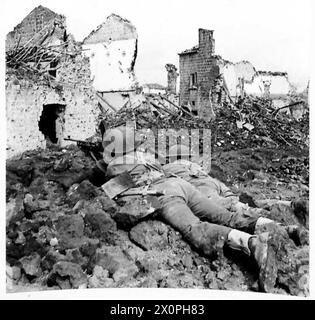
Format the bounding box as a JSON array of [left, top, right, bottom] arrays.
[[38, 104, 66, 144]]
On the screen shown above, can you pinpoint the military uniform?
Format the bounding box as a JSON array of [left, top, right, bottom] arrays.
[[163, 159, 265, 216], [102, 126, 279, 292], [106, 151, 260, 257]]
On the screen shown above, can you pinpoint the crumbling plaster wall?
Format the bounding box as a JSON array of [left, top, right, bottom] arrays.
[[82, 14, 138, 92], [219, 60, 292, 99], [220, 60, 256, 97], [83, 39, 138, 92], [6, 80, 100, 159], [244, 73, 292, 98]]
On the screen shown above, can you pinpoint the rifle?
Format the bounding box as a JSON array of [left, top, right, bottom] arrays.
[[64, 137, 104, 160]]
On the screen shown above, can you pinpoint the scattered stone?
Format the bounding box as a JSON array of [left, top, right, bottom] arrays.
[[79, 238, 100, 258], [23, 193, 50, 215], [41, 248, 67, 271], [66, 180, 101, 206], [113, 196, 161, 228], [15, 231, 26, 245], [268, 203, 299, 226], [52, 261, 87, 289], [181, 254, 193, 269], [55, 214, 86, 250], [129, 220, 170, 251], [65, 248, 88, 268], [53, 157, 72, 172], [6, 196, 24, 226], [138, 277, 158, 288], [6, 159, 34, 184], [6, 265, 22, 282], [96, 196, 118, 215], [95, 246, 138, 281], [35, 226, 56, 244], [88, 265, 115, 288], [83, 203, 117, 243], [19, 252, 41, 277], [276, 245, 309, 296], [50, 238, 58, 247], [136, 256, 159, 274]]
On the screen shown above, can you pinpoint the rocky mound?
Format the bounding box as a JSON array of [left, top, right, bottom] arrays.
[[6, 146, 309, 295]]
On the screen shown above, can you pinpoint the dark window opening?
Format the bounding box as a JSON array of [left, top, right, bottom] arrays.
[[63, 30, 68, 42], [192, 110, 198, 116], [38, 104, 65, 144], [48, 60, 58, 78], [190, 72, 197, 87], [191, 101, 195, 106]]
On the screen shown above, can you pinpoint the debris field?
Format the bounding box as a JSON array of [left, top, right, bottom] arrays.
[[6, 96, 309, 295]]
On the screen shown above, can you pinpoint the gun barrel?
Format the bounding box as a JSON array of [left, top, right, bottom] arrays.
[[64, 138, 82, 142]]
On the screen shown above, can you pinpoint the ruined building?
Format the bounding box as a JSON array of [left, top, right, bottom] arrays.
[[82, 14, 139, 112], [6, 6, 141, 158], [219, 61, 293, 99], [6, 5, 66, 51], [179, 29, 218, 117], [165, 64, 178, 94], [6, 6, 101, 159], [179, 29, 294, 115]]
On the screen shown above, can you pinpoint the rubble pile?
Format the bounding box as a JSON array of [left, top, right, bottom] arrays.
[[210, 147, 309, 193], [101, 95, 309, 157], [6, 146, 309, 295], [266, 156, 309, 185], [212, 97, 309, 151], [101, 95, 212, 130]]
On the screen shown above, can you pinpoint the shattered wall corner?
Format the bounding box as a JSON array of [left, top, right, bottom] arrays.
[[165, 64, 178, 94], [82, 13, 138, 93]]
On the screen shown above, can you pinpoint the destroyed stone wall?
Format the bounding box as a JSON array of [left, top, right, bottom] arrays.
[[82, 14, 137, 44], [179, 29, 219, 118], [179, 29, 296, 109], [165, 64, 178, 94], [219, 60, 256, 98], [6, 5, 66, 51], [219, 60, 293, 99], [5, 6, 103, 159], [6, 54, 100, 159], [244, 72, 292, 98], [82, 14, 138, 92]]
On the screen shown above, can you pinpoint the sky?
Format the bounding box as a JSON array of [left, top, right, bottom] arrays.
[[0, 0, 312, 90]]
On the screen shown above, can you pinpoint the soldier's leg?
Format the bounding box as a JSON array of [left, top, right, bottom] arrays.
[[156, 179, 277, 292], [159, 195, 277, 292], [158, 194, 231, 257], [187, 185, 260, 234]]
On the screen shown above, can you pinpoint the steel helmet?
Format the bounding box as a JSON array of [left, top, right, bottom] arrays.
[[102, 125, 145, 157], [167, 144, 192, 161]]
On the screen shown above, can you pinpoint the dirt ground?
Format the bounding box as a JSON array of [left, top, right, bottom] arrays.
[[6, 142, 309, 296]]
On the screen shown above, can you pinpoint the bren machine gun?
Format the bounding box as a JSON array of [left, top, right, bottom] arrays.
[[64, 137, 104, 161]]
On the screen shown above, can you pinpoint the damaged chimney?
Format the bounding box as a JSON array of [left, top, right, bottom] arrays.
[[165, 64, 178, 94], [198, 28, 215, 57]]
